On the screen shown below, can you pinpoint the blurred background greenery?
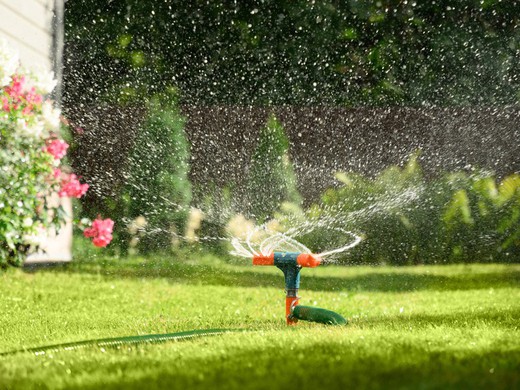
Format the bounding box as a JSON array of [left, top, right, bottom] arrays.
[[62, 0, 520, 264]]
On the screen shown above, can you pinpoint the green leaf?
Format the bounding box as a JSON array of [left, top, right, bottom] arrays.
[[444, 190, 474, 226]]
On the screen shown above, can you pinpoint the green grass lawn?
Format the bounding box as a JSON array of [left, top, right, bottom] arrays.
[[0, 255, 519, 389]]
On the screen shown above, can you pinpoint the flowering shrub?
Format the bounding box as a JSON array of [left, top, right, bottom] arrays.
[[0, 39, 113, 266], [83, 217, 114, 248]]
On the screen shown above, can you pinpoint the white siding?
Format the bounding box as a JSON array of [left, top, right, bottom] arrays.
[[0, 0, 54, 70]]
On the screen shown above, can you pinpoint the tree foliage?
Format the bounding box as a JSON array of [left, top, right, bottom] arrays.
[[64, 0, 520, 107], [246, 114, 301, 222], [122, 91, 192, 253]]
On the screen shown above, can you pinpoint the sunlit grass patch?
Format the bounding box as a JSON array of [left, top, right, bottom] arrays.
[[0, 259, 518, 389]]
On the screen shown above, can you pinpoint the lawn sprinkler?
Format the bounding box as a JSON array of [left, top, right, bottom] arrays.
[[253, 252, 347, 325]]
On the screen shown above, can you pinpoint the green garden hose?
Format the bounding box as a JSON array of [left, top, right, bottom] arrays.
[[1, 310, 345, 357], [0, 328, 240, 357]]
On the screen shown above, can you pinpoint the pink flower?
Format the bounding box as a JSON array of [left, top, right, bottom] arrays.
[[20, 88, 42, 115], [45, 139, 69, 160], [1, 96, 9, 111], [53, 167, 62, 179], [84, 217, 114, 247], [25, 87, 42, 105], [83, 227, 96, 238], [22, 104, 33, 115], [6, 75, 25, 98], [58, 173, 89, 198], [92, 235, 112, 247]]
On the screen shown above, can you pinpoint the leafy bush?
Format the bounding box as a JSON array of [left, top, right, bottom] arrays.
[[245, 114, 301, 222], [0, 40, 112, 267], [298, 154, 520, 265], [121, 90, 191, 254], [442, 173, 520, 262], [190, 184, 235, 255]]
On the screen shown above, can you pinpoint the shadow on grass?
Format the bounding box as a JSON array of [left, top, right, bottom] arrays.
[[73, 339, 520, 390], [24, 259, 520, 293], [353, 307, 520, 329]]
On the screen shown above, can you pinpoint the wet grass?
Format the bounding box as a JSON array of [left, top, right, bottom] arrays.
[[0, 255, 519, 389]]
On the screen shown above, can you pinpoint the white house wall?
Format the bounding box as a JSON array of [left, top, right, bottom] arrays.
[[0, 0, 54, 70]]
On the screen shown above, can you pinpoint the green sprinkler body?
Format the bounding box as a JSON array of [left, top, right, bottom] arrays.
[[253, 252, 347, 325]]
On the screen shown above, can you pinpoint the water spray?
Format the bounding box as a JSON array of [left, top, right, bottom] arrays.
[[231, 223, 362, 326]]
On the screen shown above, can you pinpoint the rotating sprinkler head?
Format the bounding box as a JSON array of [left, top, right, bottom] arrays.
[[253, 252, 346, 325], [231, 226, 362, 326]]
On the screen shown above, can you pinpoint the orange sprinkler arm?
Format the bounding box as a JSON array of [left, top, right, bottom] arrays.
[[296, 253, 322, 267], [252, 252, 321, 267], [252, 253, 275, 265]]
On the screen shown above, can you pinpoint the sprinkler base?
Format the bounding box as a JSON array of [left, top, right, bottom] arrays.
[[291, 305, 347, 325]]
